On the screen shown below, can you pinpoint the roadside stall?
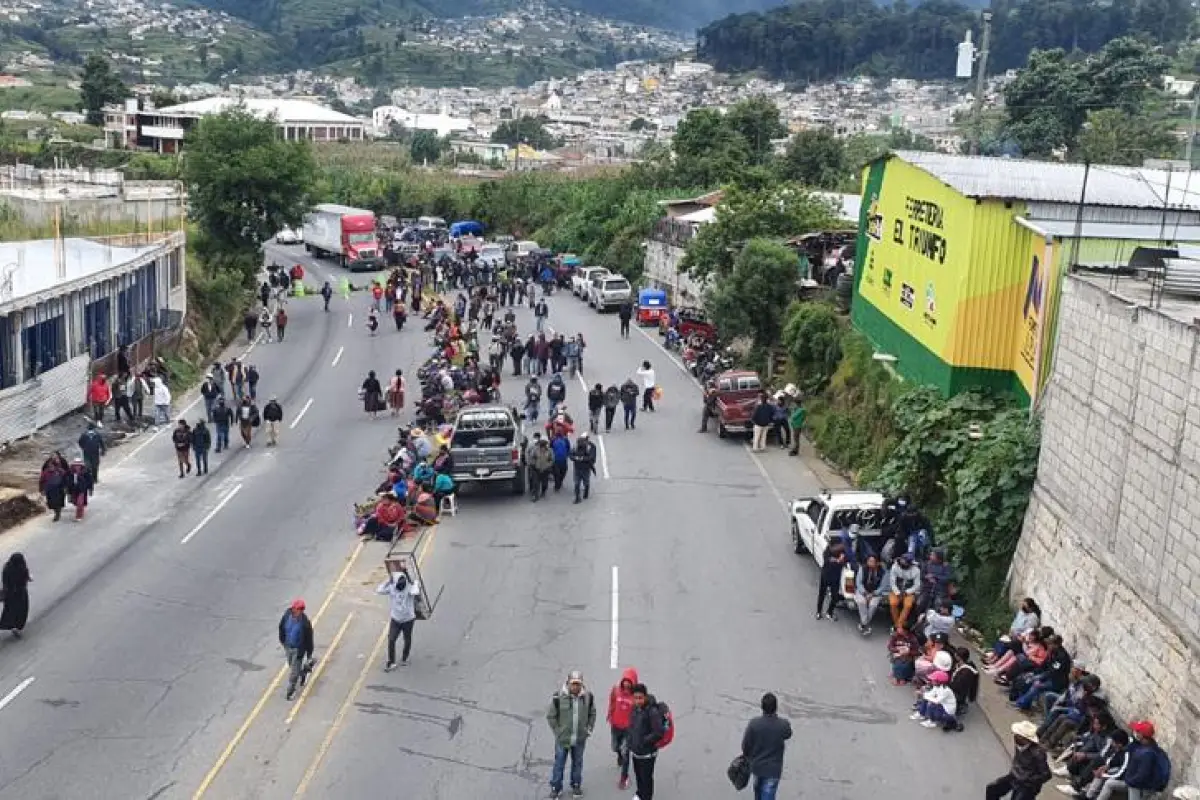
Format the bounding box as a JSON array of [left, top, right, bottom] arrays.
[[637, 288, 668, 326]]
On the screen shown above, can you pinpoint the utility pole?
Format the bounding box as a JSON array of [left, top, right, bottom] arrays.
[[970, 9, 993, 156], [1185, 86, 1200, 165]]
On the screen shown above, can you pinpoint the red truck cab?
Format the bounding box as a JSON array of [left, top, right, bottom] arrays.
[[712, 370, 762, 439], [340, 214, 380, 271]]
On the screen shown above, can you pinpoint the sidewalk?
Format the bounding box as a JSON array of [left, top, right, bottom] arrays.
[[774, 437, 1056, 796]]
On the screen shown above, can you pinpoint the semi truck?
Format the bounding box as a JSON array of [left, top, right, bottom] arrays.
[[302, 204, 382, 272]]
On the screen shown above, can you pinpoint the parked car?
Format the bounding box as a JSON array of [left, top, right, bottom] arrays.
[[479, 243, 506, 269], [505, 240, 541, 267], [447, 404, 527, 495], [275, 227, 299, 244], [709, 370, 761, 438], [789, 490, 888, 609], [573, 266, 609, 298], [588, 275, 633, 312]]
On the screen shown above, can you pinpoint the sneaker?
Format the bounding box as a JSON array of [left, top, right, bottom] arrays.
[[829, 611, 838, 622], [920, 719, 938, 728], [549, 791, 561, 799], [1055, 786, 1082, 797], [384, 662, 396, 672], [400, 659, 408, 666], [572, 788, 583, 797], [815, 612, 824, 620], [286, 687, 295, 701], [1051, 765, 1070, 777], [909, 712, 924, 720]]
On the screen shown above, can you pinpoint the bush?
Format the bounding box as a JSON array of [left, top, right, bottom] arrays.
[[781, 301, 842, 394]]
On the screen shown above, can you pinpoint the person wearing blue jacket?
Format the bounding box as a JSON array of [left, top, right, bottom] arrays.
[[550, 431, 571, 492], [1121, 721, 1170, 798]]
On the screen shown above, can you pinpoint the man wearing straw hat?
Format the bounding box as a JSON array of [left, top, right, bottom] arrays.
[[985, 720, 1052, 800]]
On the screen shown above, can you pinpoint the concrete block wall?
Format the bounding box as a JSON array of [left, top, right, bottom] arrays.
[[1012, 275, 1200, 784]]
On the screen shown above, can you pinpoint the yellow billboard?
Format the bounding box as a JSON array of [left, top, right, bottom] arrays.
[[856, 159, 975, 360], [1015, 235, 1053, 401]]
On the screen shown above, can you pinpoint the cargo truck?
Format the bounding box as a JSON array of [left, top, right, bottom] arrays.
[[303, 204, 382, 272]]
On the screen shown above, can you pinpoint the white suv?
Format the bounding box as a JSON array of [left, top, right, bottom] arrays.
[[588, 275, 632, 312]]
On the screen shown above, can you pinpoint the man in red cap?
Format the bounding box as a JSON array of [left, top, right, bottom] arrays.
[[1121, 720, 1171, 799], [277, 599, 314, 701]]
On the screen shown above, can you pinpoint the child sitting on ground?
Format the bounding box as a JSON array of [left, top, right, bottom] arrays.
[[911, 670, 957, 729]]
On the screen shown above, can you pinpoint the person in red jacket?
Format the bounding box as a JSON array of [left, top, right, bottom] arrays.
[[88, 373, 112, 423], [607, 667, 639, 790]]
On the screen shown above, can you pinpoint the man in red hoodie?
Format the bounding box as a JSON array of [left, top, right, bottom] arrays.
[[608, 667, 638, 790], [88, 372, 112, 424]]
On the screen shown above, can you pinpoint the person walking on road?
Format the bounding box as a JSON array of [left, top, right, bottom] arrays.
[[587, 383, 604, 434], [527, 433, 554, 502], [243, 308, 258, 343], [629, 683, 666, 800], [237, 397, 260, 448], [152, 376, 171, 427], [550, 429, 570, 493], [618, 300, 633, 339], [212, 397, 233, 453], [130, 371, 149, 422], [985, 721, 1052, 800], [388, 370, 406, 416], [78, 421, 106, 485], [534, 298, 549, 333], [246, 364, 260, 402], [172, 419, 193, 477], [192, 419, 212, 476], [0, 553, 32, 639], [377, 561, 421, 670], [200, 374, 221, 422], [278, 599, 314, 702], [635, 361, 656, 412], [262, 396, 283, 446], [608, 668, 638, 790], [603, 384, 620, 433], [66, 457, 93, 521], [321, 281, 333, 312], [619, 379, 639, 430], [38, 453, 68, 522], [741, 692, 793, 800], [699, 381, 718, 433], [110, 372, 134, 424], [546, 670, 596, 799], [259, 306, 273, 343], [571, 432, 597, 504], [88, 372, 111, 424], [275, 307, 288, 341]]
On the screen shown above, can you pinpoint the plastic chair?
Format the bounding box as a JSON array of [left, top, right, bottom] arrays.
[[439, 494, 458, 517]]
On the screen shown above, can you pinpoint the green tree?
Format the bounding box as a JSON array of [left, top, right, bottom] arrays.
[[629, 117, 651, 131], [683, 184, 838, 279], [706, 239, 802, 352], [410, 129, 444, 164], [80, 53, 127, 126], [183, 108, 316, 284], [782, 301, 843, 393], [1075, 108, 1177, 165], [779, 128, 845, 189], [724, 96, 786, 165], [671, 108, 750, 188], [491, 115, 560, 151]]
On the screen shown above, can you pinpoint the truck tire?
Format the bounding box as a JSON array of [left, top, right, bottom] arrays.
[[791, 519, 806, 554], [511, 470, 526, 495], [304, 243, 312, 253], [718, 422, 727, 439]]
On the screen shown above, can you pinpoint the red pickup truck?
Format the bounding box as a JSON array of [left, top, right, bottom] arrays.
[[712, 370, 762, 439]]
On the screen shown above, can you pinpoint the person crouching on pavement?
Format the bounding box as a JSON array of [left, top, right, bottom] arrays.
[[607, 668, 638, 790], [546, 670, 595, 799], [278, 599, 314, 702]]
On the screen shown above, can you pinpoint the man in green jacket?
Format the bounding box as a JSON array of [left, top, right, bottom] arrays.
[[546, 670, 596, 798], [788, 401, 807, 457]]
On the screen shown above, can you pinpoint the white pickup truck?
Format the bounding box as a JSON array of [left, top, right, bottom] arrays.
[[572, 266, 609, 298]]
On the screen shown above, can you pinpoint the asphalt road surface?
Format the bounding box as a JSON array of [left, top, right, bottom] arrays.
[[0, 246, 1009, 800]]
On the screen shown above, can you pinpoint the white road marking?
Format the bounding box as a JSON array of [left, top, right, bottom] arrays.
[[0, 677, 35, 713], [180, 483, 244, 544], [290, 398, 314, 429], [610, 565, 620, 670], [576, 371, 588, 393], [347, 313, 353, 328], [743, 444, 789, 511], [118, 395, 202, 466], [331, 346, 344, 368], [597, 434, 610, 479]]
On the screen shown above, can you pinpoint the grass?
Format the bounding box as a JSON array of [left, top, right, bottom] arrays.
[[0, 83, 81, 114]]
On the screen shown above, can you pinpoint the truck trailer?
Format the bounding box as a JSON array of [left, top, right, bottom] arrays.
[[303, 204, 381, 272]]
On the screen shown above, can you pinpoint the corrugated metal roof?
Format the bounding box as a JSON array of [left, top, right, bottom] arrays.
[[894, 151, 1200, 211], [1024, 219, 1200, 242]]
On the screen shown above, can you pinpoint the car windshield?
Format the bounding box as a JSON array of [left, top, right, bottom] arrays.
[[603, 280, 629, 290], [348, 233, 375, 244], [482, 246, 503, 256], [806, 499, 826, 527], [829, 506, 884, 534]]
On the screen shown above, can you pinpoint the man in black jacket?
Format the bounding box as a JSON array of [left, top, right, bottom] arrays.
[[263, 396, 284, 446], [211, 398, 234, 453], [628, 683, 664, 800], [986, 721, 1052, 800], [77, 422, 106, 485], [741, 692, 793, 800], [618, 301, 633, 339], [277, 598, 314, 702]]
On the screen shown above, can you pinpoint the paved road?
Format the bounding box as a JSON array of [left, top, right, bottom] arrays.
[[0, 252, 1009, 799]]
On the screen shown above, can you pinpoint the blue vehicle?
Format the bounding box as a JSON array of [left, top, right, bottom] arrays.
[[450, 220, 485, 238], [637, 287, 668, 326]]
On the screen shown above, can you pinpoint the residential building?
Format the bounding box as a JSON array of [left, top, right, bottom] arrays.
[[371, 106, 472, 138]]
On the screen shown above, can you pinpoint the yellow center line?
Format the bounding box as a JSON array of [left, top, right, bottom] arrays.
[[191, 538, 367, 800], [292, 524, 441, 799], [285, 611, 355, 726]]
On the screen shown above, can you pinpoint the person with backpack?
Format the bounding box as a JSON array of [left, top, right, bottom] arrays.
[[741, 691, 793, 800], [524, 376, 543, 422], [619, 379, 639, 430], [1120, 720, 1170, 799], [629, 683, 671, 800], [603, 384, 620, 433], [607, 667, 638, 790], [546, 670, 596, 798]]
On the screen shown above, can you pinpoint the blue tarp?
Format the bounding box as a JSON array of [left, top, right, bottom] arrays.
[[562, 256, 582, 267], [450, 220, 484, 237], [638, 288, 667, 307]]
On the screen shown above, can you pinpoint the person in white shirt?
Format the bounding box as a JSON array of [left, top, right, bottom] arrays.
[[152, 376, 172, 426], [376, 562, 422, 671], [911, 670, 957, 728], [635, 361, 656, 412]]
